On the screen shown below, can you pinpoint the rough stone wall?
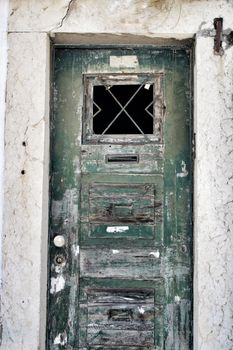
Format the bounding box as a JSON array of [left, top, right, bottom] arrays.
[[2, 1, 233, 349]]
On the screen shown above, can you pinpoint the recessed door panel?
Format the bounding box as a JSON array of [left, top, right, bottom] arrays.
[[78, 279, 164, 348], [80, 174, 163, 245]]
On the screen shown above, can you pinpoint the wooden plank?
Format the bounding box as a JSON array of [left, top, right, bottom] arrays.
[[89, 182, 155, 196], [79, 278, 165, 305], [164, 301, 192, 349], [86, 329, 154, 346], [86, 288, 155, 304], [79, 223, 162, 247], [86, 304, 155, 329], [80, 248, 161, 278], [88, 224, 155, 239]]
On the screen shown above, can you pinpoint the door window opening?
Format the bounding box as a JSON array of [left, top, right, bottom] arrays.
[[93, 84, 154, 134], [83, 73, 164, 144]]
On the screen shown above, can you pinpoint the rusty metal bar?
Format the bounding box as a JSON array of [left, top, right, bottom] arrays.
[[214, 17, 223, 55]]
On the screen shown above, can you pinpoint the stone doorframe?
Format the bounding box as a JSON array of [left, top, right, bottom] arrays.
[[2, 31, 233, 350]]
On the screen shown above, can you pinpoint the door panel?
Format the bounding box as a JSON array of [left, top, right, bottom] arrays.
[[80, 248, 162, 278], [80, 174, 163, 245], [47, 46, 193, 350], [79, 278, 164, 349]]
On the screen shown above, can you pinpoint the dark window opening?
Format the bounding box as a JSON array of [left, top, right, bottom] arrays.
[[93, 84, 154, 135]]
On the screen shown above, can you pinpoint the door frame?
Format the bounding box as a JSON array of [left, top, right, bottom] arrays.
[[47, 37, 194, 349]]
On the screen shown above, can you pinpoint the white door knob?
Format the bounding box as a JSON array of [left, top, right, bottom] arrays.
[[53, 235, 66, 248]]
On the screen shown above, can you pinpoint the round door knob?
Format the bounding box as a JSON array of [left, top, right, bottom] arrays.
[[53, 235, 66, 248]]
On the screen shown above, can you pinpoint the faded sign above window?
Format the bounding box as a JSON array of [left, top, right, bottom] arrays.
[[110, 55, 139, 68]]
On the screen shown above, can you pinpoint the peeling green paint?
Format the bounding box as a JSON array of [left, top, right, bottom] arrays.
[[47, 46, 193, 349]]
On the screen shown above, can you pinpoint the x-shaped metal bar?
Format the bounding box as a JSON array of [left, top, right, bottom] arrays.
[[93, 101, 102, 118], [101, 83, 146, 135], [145, 100, 154, 118]]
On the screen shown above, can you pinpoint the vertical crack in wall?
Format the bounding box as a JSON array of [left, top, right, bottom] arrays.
[[53, 0, 76, 30]]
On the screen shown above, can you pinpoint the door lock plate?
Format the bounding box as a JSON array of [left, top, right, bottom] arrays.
[[54, 255, 66, 266]]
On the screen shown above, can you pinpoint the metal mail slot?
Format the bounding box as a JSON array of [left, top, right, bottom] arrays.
[[106, 154, 139, 163]]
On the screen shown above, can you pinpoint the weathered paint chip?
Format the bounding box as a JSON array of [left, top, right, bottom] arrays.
[[50, 275, 65, 294], [138, 306, 145, 314], [177, 160, 188, 178], [174, 295, 181, 303], [55, 265, 63, 273], [149, 250, 160, 258], [107, 226, 129, 233], [72, 244, 80, 256], [54, 332, 67, 345]]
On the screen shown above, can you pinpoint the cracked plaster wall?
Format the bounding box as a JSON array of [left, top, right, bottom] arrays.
[[2, 33, 50, 349], [2, 0, 233, 349], [195, 37, 233, 350]]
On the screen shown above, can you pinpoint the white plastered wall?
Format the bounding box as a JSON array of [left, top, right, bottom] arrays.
[[0, 0, 8, 283], [2, 1, 233, 349]]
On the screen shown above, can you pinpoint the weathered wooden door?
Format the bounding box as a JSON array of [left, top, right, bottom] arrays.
[[47, 46, 193, 350]]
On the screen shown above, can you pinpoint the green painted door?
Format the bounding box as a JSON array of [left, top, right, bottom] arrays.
[[47, 46, 193, 350]]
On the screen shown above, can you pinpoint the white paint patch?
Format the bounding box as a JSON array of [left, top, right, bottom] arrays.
[[174, 295, 181, 303], [138, 306, 145, 314], [110, 55, 139, 68], [50, 275, 65, 294], [112, 249, 120, 254], [64, 218, 69, 225], [55, 265, 63, 273], [72, 244, 79, 257], [89, 323, 98, 328], [149, 250, 160, 258], [107, 226, 129, 233], [54, 332, 67, 345], [177, 160, 189, 178], [144, 83, 151, 90]]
